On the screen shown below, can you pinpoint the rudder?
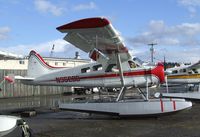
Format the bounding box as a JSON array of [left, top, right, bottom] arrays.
[[27, 50, 54, 78]]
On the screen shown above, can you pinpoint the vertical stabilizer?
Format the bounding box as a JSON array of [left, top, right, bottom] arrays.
[[27, 50, 56, 78]]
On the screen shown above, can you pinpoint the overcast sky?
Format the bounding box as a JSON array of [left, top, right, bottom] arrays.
[[0, 0, 200, 63]]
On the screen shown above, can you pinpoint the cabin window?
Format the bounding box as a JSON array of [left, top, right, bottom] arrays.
[[63, 62, 66, 66], [172, 70, 178, 74], [19, 60, 25, 65], [55, 62, 58, 66], [188, 71, 193, 74], [81, 67, 90, 73], [192, 69, 198, 74], [180, 69, 186, 73], [93, 64, 102, 71], [128, 61, 137, 68]]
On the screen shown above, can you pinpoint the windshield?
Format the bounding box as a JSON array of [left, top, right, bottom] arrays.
[[133, 57, 144, 66]]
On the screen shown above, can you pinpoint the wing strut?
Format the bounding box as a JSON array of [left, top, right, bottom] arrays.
[[198, 83, 200, 92], [116, 43, 126, 101]]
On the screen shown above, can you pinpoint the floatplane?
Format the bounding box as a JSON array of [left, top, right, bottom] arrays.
[[5, 17, 192, 117], [162, 61, 200, 100], [165, 61, 200, 85]]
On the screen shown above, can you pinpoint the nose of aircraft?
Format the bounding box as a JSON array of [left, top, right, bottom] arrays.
[[151, 62, 165, 84]]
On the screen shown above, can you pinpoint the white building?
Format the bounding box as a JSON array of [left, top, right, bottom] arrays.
[[0, 51, 90, 70], [0, 57, 90, 70]]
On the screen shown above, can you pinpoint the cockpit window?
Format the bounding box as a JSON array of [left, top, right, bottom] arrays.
[[128, 61, 137, 68], [133, 57, 144, 66]]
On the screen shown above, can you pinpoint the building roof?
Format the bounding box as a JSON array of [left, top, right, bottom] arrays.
[[0, 51, 23, 60], [43, 56, 90, 62]]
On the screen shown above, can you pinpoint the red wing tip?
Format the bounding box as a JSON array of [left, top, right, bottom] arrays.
[[4, 76, 14, 83], [56, 17, 110, 31]]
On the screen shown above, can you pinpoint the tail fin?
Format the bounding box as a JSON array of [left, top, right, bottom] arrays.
[[27, 50, 61, 78]]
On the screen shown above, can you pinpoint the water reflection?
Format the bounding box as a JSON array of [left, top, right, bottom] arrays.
[[0, 94, 106, 112], [0, 95, 71, 112]]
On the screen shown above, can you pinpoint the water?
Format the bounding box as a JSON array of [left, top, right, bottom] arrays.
[[0, 93, 109, 113], [0, 94, 71, 113]]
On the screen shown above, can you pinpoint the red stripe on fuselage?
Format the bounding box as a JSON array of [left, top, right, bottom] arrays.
[[79, 69, 154, 80], [44, 66, 160, 83]]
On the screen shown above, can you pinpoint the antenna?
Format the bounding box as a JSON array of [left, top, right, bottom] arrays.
[[164, 55, 167, 71], [50, 44, 55, 57], [148, 42, 157, 63]]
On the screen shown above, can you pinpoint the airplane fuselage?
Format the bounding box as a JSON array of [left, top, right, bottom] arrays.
[[166, 64, 200, 84], [22, 62, 164, 88], [167, 73, 200, 84], [19, 50, 165, 88]]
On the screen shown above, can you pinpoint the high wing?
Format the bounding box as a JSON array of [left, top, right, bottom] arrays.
[[188, 60, 200, 70], [56, 17, 132, 65], [166, 60, 200, 75]]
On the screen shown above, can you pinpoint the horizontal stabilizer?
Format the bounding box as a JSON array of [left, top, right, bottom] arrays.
[[4, 74, 15, 83], [4, 75, 34, 84], [14, 76, 35, 81]]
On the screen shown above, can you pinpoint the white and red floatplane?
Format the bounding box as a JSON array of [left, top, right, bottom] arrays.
[[6, 17, 192, 117]]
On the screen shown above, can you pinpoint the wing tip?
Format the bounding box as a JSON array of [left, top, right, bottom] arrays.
[[56, 17, 110, 32]]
